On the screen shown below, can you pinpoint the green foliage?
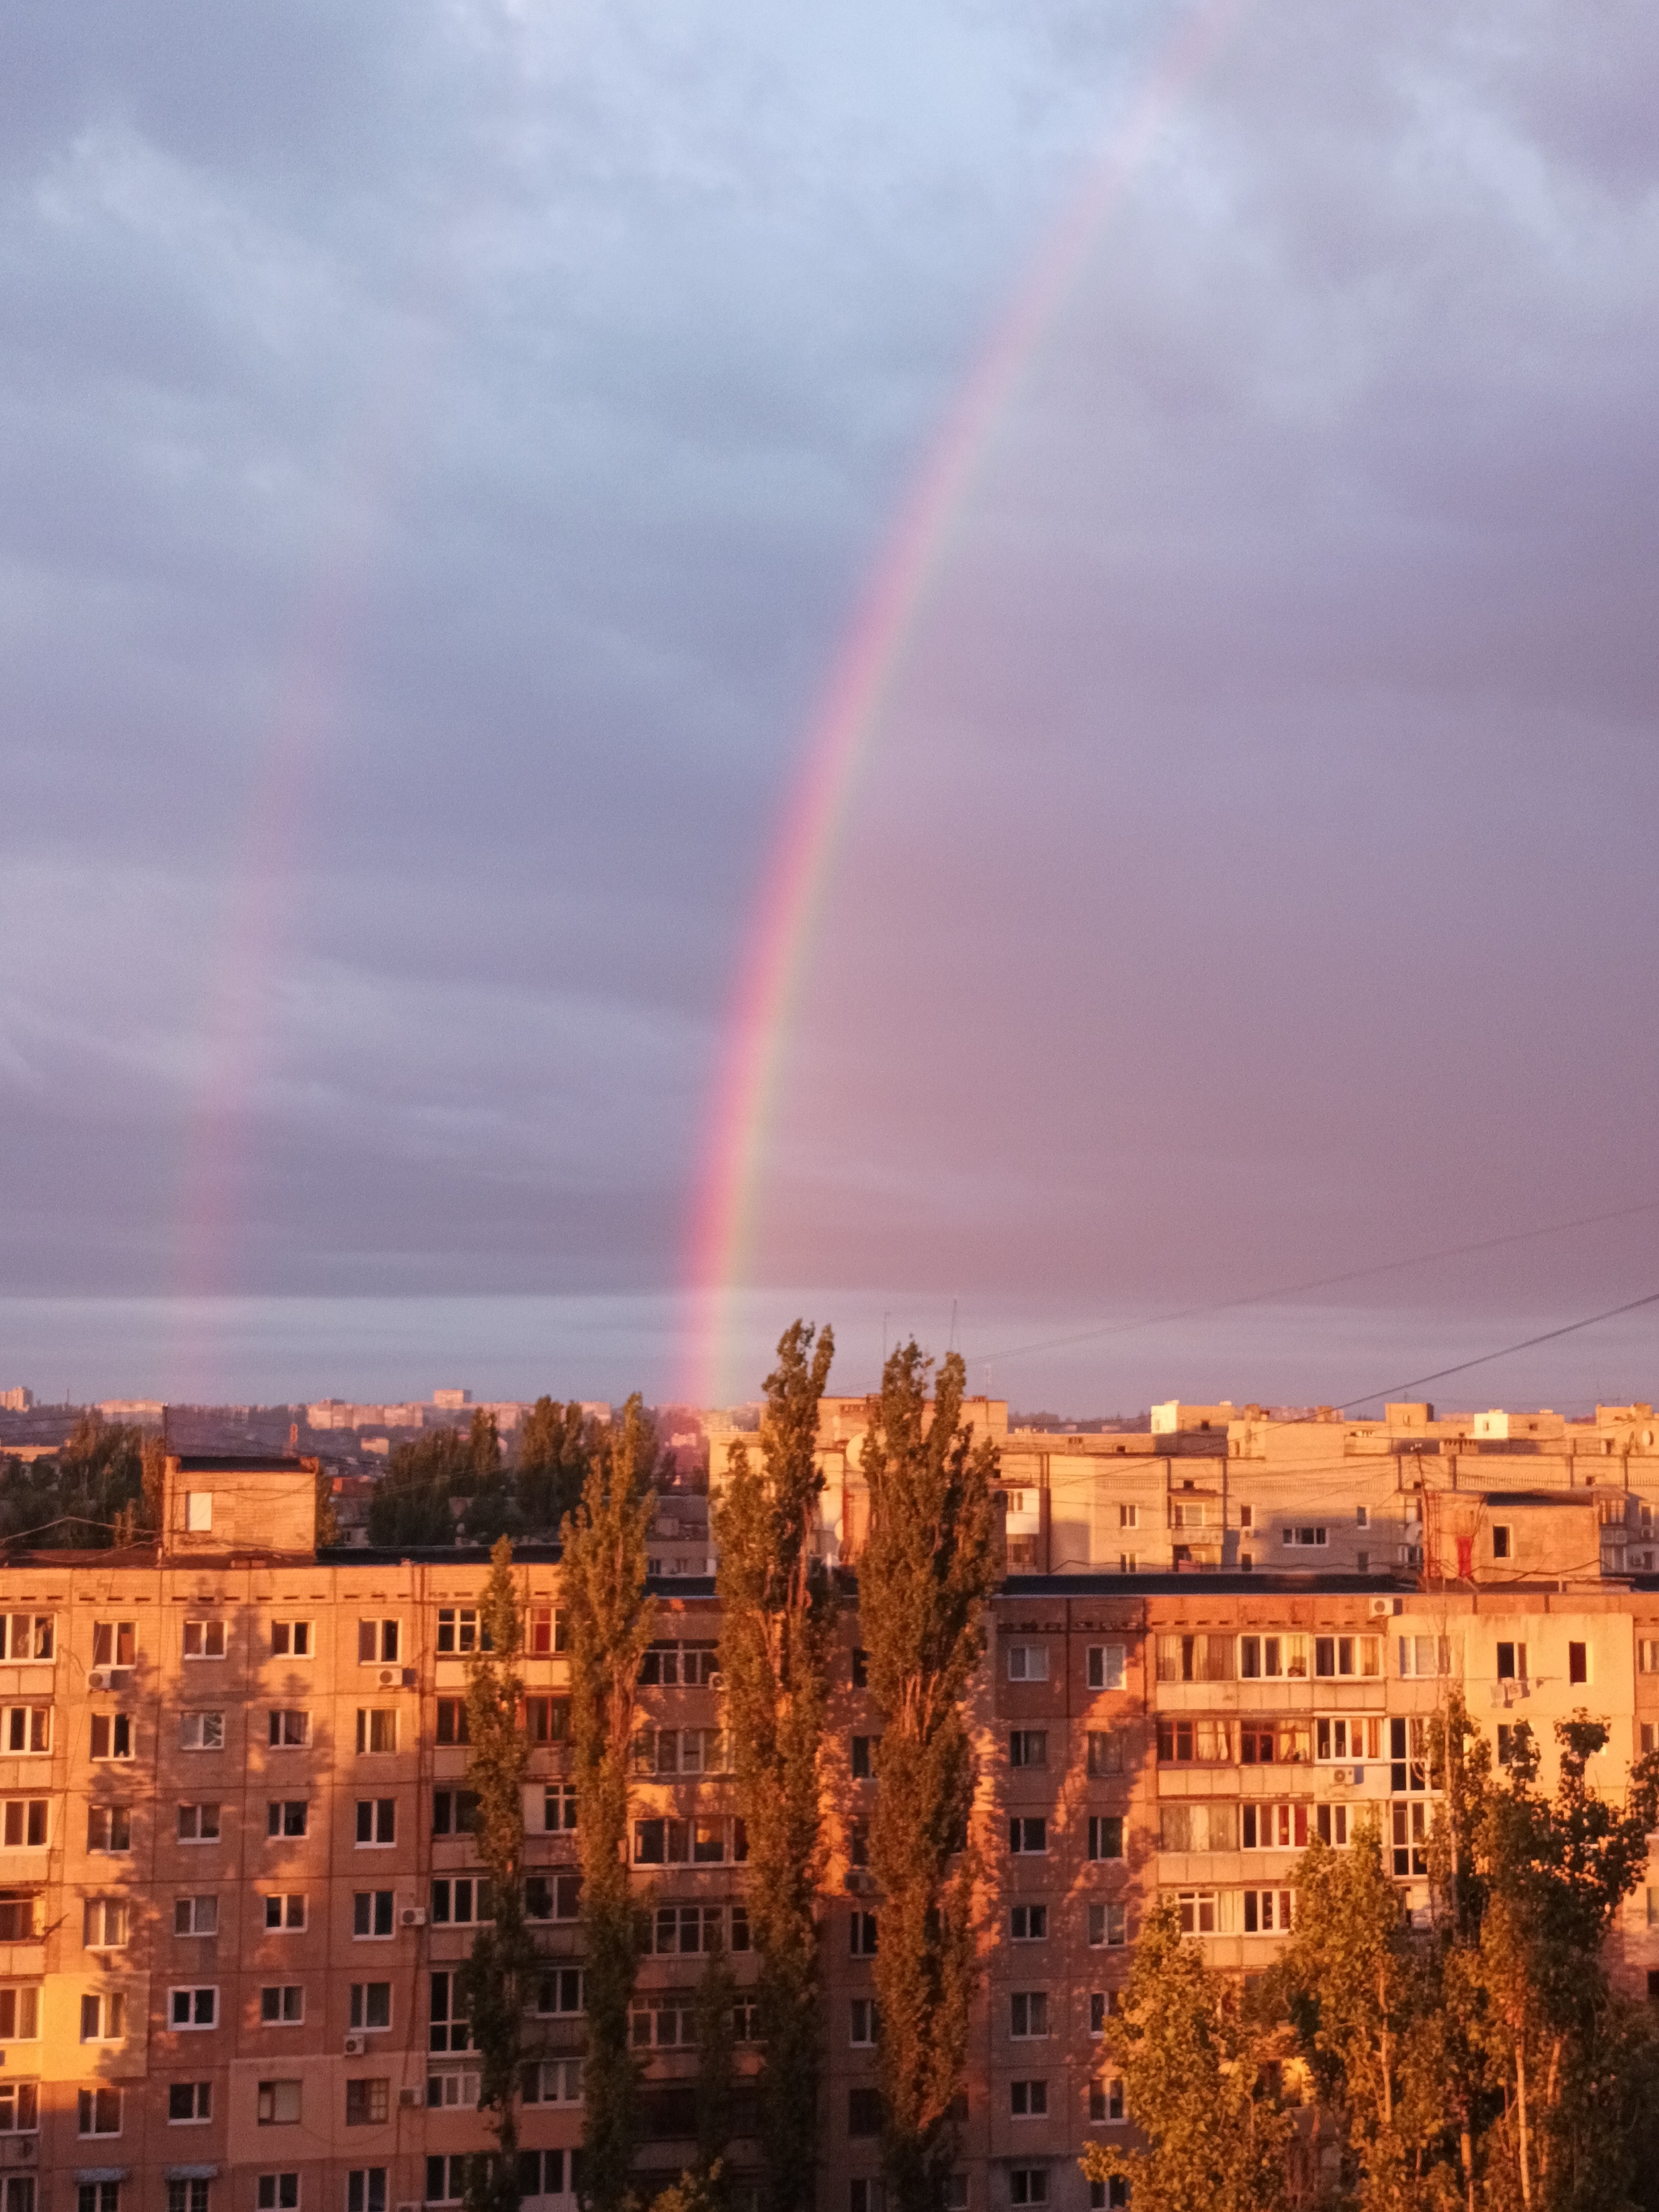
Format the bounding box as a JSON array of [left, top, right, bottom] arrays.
[[368, 1426, 473, 1545], [563, 1397, 659, 2212], [712, 1320, 837, 2212], [859, 1344, 1000, 2212], [0, 1413, 150, 1547], [649, 2163, 727, 2212], [518, 1398, 595, 1533], [460, 1537, 539, 2212], [314, 1469, 341, 1549], [1083, 1899, 1293, 2212], [694, 1937, 739, 2185]]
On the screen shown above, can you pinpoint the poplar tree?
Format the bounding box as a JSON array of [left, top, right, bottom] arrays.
[[1081, 1899, 1292, 2212], [712, 1319, 837, 2212], [563, 1397, 659, 2212], [859, 1343, 999, 2212], [519, 1397, 594, 1532], [459, 1536, 537, 2212]]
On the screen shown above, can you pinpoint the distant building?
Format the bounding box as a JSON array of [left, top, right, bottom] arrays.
[[0, 1386, 33, 1412]]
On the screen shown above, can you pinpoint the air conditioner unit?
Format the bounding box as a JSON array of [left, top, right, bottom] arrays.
[[343, 2034, 365, 2055], [87, 1670, 112, 1690], [379, 1666, 419, 1688], [1369, 1596, 1395, 1617], [400, 2087, 424, 2108], [708, 1672, 724, 1689], [402, 1906, 428, 1928]]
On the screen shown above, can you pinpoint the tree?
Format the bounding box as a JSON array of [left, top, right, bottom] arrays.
[[0, 1413, 147, 1548], [458, 1537, 538, 2212], [712, 1319, 837, 2212], [859, 1343, 1000, 2212], [563, 1397, 659, 2212], [369, 1427, 472, 1546], [1082, 1900, 1293, 2212], [518, 1398, 595, 1534], [693, 1936, 739, 2190]]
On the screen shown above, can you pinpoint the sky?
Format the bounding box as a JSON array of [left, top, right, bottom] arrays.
[[4, 0, 1659, 1413]]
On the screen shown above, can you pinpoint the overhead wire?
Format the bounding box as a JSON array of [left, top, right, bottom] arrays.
[[1339, 1289, 1659, 1411]]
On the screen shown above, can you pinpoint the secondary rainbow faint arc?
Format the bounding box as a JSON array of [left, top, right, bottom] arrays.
[[683, 0, 1250, 1409]]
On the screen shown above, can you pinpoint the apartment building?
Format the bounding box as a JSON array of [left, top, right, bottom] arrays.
[[3, 1438, 1657, 2212]]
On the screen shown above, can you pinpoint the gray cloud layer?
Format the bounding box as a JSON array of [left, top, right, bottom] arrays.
[[3, 1, 1657, 1405]]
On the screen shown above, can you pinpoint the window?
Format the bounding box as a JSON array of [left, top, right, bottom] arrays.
[[631, 1992, 700, 2049], [0, 1803, 47, 1850], [1315, 1717, 1383, 1763], [527, 1697, 571, 1744], [426, 2066, 480, 2110], [347, 2176, 387, 2212], [531, 1967, 584, 2018], [850, 1997, 879, 2044], [1088, 1816, 1124, 1861], [0, 2079, 36, 2132], [268, 1711, 311, 1748], [1492, 1524, 1511, 1560], [1086, 1732, 1123, 1777], [174, 1896, 219, 1936], [357, 1621, 400, 1665], [1242, 1889, 1294, 1933], [356, 1711, 398, 1754], [431, 1877, 497, 1926], [1087, 1645, 1125, 1690], [436, 1607, 492, 1654], [266, 1801, 307, 1838], [1172, 1890, 1218, 1935], [1243, 1804, 1310, 1850], [183, 1620, 227, 1659], [353, 1891, 394, 1938], [350, 1983, 392, 2030], [1391, 1801, 1431, 1877], [260, 1986, 305, 2024], [1009, 1817, 1047, 1854], [642, 1902, 746, 1955], [83, 2189, 120, 2212], [1090, 2079, 1125, 2125], [1155, 1635, 1233, 1683], [433, 1790, 480, 1835], [0, 1710, 49, 1755], [1389, 1715, 1432, 1792], [1238, 1634, 1308, 1680], [1156, 1719, 1233, 1765], [1009, 1991, 1048, 2038], [178, 1802, 220, 1842], [258, 2079, 303, 2125], [430, 1971, 476, 2049], [81, 1896, 127, 1946], [0, 1617, 51, 1663], [638, 1639, 719, 1686], [81, 1989, 125, 2039], [185, 1491, 213, 1531], [851, 1735, 878, 1780], [1240, 1721, 1311, 1766], [1009, 1731, 1047, 1768], [850, 1912, 878, 1957], [1118, 1504, 1139, 1529], [633, 1816, 744, 1865], [1088, 1901, 1128, 1948], [1640, 1640, 1659, 1675], [257, 2180, 299, 2211], [89, 1713, 131, 1760], [520, 2058, 584, 2103], [168, 1986, 218, 2029], [1569, 1641, 1589, 1686], [544, 1783, 578, 1832], [1009, 2171, 1048, 2206], [1496, 1642, 1528, 1682], [168, 2081, 212, 2121], [1010, 2081, 1047, 2117], [633, 1724, 723, 1775], [346, 2078, 390, 2125], [87, 1805, 130, 1858], [848, 2087, 882, 2137], [1158, 1804, 1235, 1852], [78, 2085, 122, 2134], [1398, 1635, 1452, 1678], [524, 1872, 582, 1922], [1006, 1644, 1049, 1681], [179, 1712, 225, 1752], [264, 1894, 307, 1930], [1118, 1553, 1140, 1575], [1090, 1990, 1119, 2035], [1313, 1636, 1381, 1679], [527, 1605, 568, 1655], [356, 1799, 397, 1845], [1010, 1904, 1047, 1941], [1282, 1526, 1327, 1548], [271, 1621, 312, 1657], [92, 1622, 135, 1668], [437, 1699, 470, 1745], [851, 1646, 869, 1687], [0, 1892, 36, 1942]]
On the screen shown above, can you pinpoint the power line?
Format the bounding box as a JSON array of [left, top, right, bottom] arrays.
[[975, 1195, 1659, 1367], [1339, 1289, 1659, 1411]]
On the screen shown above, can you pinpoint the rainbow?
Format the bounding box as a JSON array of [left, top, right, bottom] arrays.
[[680, 0, 1251, 1409]]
